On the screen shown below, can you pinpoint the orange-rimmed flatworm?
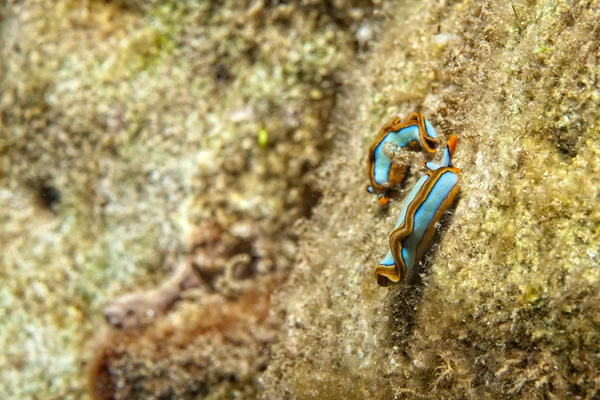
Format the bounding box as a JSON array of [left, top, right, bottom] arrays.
[[375, 135, 460, 286], [366, 113, 438, 207]]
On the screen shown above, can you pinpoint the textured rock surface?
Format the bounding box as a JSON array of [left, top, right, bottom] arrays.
[[89, 288, 278, 399], [0, 1, 367, 398], [1, 0, 599, 399], [262, 1, 600, 398]]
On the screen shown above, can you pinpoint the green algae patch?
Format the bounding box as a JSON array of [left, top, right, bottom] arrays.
[[96, 3, 189, 83], [257, 128, 269, 148], [98, 26, 172, 82]]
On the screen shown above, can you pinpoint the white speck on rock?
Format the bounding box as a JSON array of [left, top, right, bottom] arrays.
[[356, 24, 374, 47]]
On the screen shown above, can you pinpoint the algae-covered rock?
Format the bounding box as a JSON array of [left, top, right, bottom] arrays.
[[0, 0, 371, 398], [1, 0, 599, 399], [262, 0, 600, 398]]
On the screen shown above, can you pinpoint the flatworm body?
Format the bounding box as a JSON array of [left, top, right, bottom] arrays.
[[367, 113, 438, 207], [375, 135, 460, 286]]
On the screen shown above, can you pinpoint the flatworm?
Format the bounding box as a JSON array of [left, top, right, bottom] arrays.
[[366, 113, 438, 207], [375, 135, 460, 286]]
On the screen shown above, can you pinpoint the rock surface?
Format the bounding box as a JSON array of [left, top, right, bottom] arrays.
[[1, 0, 599, 399]]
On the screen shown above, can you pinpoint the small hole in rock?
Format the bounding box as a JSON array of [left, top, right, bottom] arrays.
[[213, 64, 233, 84], [301, 184, 322, 218], [38, 183, 61, 212]]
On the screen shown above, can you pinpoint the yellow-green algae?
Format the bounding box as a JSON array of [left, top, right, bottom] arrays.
[[0, 0, 367, 398], [262, 0, 600, 399]]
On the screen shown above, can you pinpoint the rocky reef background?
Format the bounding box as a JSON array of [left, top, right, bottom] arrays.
[[1, 0, 599, 399]]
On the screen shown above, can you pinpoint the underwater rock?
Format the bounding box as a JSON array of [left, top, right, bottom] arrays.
[[3, 0, 600, 399], [102, 260, 199, 330], [260, 1, 600, 399], [89, 287, 278, 400]]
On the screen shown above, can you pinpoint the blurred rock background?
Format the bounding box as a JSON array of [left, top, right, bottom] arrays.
[[1, 0, 599, 399]]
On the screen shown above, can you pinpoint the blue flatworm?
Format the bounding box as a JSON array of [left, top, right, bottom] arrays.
[[375, 135, 460, 286], [367, 113, 438, 207]]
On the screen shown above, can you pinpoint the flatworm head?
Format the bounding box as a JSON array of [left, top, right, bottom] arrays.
[[378, 194, 390, 208], [366, 113, 439, 199], [375, 135, 460, 286]]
